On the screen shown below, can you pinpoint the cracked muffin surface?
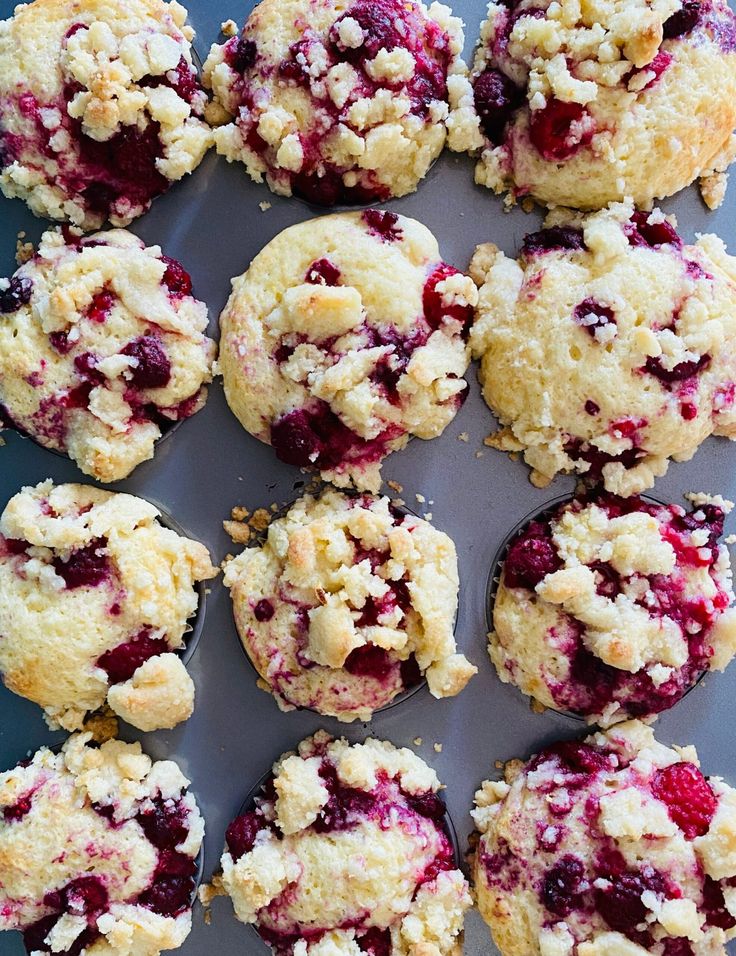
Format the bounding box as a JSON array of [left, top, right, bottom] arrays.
[[447, 0, 736, 209], [0, 227, 216, 482], [224, 488, 476, 721], [490, 491, 736, 725], [203, 0, 467, 204], [219, 210, 476, 491], [0, 732, 204, 956], [0, 0, 212, 228], [0, 479, 218, 733], [220, 730, 471, 955], [470, 201, 736, 497], [473, 720, 736, 956]]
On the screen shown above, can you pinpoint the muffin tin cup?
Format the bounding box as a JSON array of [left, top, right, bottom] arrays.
[[224, 483, 470, 722], [231, 760, 462, 948], [485, 490, 707, 725]]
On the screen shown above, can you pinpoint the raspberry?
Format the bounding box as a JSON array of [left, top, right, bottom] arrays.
[[542, 856, 587, 916], [521, 226, 585, 257], [121, 336, 172, 390], [3, 795, 32, 821], [504, 521, 561, 589], [405, 791, 446, 822], [423, 263, 473, 331], [652, 762, 717, 838], [595, 868, 666, 936], [357, 927, 391, 956], [627, 211, 682, 248], [160, 256, 192, 296], [644, 353, 710, 384], [97, 630, 170, 684], [545, 741, 613, 775], [138, 876, 193, 916], [137, 797, 190, 850], [529, 99, 594, 161], [362, 209, 402, 242], [85, 289, 116, 324], [702, 874, 736, 929], [473, 67, 523, 144], [226, 811, 265, 860], [229, 37, 258, 72], [663, 0, 701, 38], [573, 299, 616, 339], [253, 599, 275, 622], [305, 258, 341, 286], [344, 644, 394, 681], [53, 538, 111, 589], [0, 276, 33, 313]]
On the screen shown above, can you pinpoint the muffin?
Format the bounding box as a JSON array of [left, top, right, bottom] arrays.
[[490, 491, 736, 725], [203, 0, 467, 205], [219, 210, 476, 491], [220, 730, 471, 954], [447, 0, 736, 209], [470, 201, 736, 497], [0, 479, 218, 732], [0, 0, 212, 229], [223, 488, 476, 721], [0, 227, 216, 482], [473, 719, 736, 956], [0, 732, 204, 956]]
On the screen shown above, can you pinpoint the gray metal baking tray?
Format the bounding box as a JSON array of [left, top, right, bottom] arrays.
[[2, 0, 736, 953]]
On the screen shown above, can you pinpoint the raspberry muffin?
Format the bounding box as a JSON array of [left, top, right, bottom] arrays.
[[203, 0, 467, 205], [0, 227, 216, 483], [224, 488, 476, 721], [219, 211, 476, 491], [473, 720, 736, 956], [0, 732, 204, 956], [490, 491, 736, 725], [447, 0, 736, 209], [220, 731, 471, 954], [0, 479, 218, 732], [470, 202, 736, 497], [0, 0, 212, 229]]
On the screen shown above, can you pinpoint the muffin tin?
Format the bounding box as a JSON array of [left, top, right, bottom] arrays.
[[2, 0, 736, 954]]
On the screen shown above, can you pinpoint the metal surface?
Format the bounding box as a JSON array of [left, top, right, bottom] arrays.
[[2, 1, 736, 953]]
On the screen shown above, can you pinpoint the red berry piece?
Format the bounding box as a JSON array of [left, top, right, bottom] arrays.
[[228, 36, 258, 72], [521, 226, 585, 256], [138, 876, 193, 916], [161, 256, 193, 296], [53, 538, 111, 589], [305, 258, 341, 285], [542, 855, 587, 916], [573, 299, 616, 339], [663, 0, 701, 38], [121, 335, 172, 390], [344, 644, 395, 681], [504, 520, 561, 589], [473, 67, 523, 144], [643, 353, 710, 384], [0, 276, 33, 314], [357, 927, 392, 956], [226, 811, 266, 860], [652, 762, 717, 838], [423, 263, 473, 331], [253, 599, 275, 622], [97, 629, 170, 684], [362, 209, 403, 242], [627, 211, 682, 248], [529, 98, 594, 161]]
